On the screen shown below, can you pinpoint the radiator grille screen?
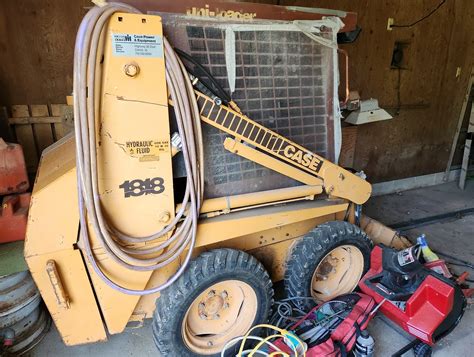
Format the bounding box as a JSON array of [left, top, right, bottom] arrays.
[[161, 16, 336, 198]]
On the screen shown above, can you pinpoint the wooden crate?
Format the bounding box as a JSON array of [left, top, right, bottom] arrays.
[[6, 104, 73, 174]]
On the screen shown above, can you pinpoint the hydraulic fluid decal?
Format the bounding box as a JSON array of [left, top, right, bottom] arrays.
[[120, 140, 170, 162], [119, 177, 165, 198], [112, 33, 163, 58]]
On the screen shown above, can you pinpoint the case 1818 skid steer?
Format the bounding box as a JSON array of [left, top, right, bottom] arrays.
[[23, 3, 405, 356]]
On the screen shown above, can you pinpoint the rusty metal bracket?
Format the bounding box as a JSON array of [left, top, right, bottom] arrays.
[[46, 260, 70, 309]]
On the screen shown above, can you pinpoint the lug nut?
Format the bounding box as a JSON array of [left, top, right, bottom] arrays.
[[199, 313, 207, 320], [207, 341, 213, 347], [208, 290, 216, 297], [213, 314, 220, 320], [221, 290, 228, 299], [223, 303, 229, 309]]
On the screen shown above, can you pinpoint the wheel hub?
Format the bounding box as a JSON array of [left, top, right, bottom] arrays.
[[311, 245, 364, 301], [198, 290, 229, 319], [317, 260, 336, 277], [182, 280, 257, 355]]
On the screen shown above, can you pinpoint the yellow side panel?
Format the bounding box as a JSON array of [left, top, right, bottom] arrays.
[[25, 136, 106, 345], [25, 136, 78, 256], [132, 203, 348, 319], [26, 251, 107, 345], [85, 13, 173, 334], [194, 200, 348, 248]]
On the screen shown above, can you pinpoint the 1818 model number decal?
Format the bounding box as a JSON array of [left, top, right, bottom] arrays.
[[119, 177, 164, 198]]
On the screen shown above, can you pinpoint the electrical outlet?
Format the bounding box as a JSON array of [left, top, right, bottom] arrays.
[[387, 18, 394, 31]]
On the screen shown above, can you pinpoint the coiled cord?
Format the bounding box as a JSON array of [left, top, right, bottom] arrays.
[[74, 3, 203, 295]]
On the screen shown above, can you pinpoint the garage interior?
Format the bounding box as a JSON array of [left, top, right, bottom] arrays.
[[0, 1, 473, 356]]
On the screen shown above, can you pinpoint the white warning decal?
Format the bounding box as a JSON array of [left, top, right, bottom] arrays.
[[112, 33, 163, 58]]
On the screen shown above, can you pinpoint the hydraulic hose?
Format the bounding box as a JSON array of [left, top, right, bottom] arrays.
[[73, 3, 204, 295]]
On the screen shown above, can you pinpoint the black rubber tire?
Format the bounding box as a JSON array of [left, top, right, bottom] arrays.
[[152, 248, 274, 356], [284, 221, 372, 309], [413, 342, 433, 357]]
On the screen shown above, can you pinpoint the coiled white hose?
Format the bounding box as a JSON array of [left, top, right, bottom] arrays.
[[74, 3, 203, 295]]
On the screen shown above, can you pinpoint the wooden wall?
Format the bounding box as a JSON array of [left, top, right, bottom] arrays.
[[280, 0, 474, 182], [0, 0, 89, 105], [0, 0, 473, 183]]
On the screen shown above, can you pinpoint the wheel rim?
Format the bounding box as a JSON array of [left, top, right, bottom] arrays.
[[311, 245, 364, 301], [182, 280, 258, 355]]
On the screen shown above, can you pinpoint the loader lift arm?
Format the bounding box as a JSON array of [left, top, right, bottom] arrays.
[[193, 90, 371, 204]]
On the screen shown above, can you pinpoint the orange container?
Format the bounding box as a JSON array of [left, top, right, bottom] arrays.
[[0, 193, 31, 243], [0, 139, 29, 195]]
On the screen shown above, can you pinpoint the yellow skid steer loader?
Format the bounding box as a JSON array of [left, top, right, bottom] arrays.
[[24, 3, 408, 356]]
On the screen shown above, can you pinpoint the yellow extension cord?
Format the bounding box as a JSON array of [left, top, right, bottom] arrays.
[[237, 324, 306, 357]]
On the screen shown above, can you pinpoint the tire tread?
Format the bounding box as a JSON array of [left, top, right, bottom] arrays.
[[284, 221, 372, 307], [153, 248, 273, 356]]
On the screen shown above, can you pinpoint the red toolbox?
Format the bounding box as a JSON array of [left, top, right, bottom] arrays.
[[0, 193, 31, 243], [0, 138, 29, 195]]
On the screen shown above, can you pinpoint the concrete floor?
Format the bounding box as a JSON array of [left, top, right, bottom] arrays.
[[30, 182, 474, 356], [363, 181, 474, 356]]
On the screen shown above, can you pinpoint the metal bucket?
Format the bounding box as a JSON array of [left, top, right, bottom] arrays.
[[0, 271, 51, 355]]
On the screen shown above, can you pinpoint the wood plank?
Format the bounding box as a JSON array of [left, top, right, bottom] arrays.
[[51, 104, 74, 139], [30, 104, 49, 117], [339, 125, 358, 168], [8, 116, 64, 125], [51, 104, 67, 140], [50, 104, 67, 117], [10, 105, 37, 171], [0, 106, 13, 141], [459, 137, 472, 190], [53, 123, 69, 140], [14, 124, 38, 173], [468, 98, 474, 134], [11, 105, 29, 118], [444, 71, 473, 180], [34, 123, 54, 155], [30, 105, 54, 155]]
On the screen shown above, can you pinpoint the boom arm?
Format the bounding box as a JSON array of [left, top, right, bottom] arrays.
[[194, 91, 372, 204]]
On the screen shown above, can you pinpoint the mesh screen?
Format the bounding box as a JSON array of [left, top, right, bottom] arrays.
[[161, 16, 336, 198]]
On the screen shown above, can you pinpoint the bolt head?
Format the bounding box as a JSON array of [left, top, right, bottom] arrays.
[[199, 313, 207, 320], [207, 341, 213, 347], [124, 63, 140, 77], [159, 211, 171, 223], [221, 290, 228, 299], [212, 313, 220, 320], [208, 290, 216, 298], [223, 302, 229, 309]]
